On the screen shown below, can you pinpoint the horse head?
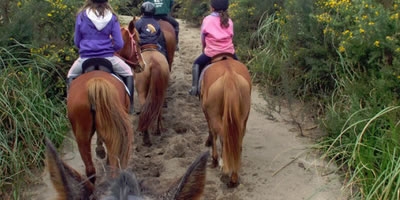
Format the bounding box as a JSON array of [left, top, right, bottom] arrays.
[[45, 138, 209, 199], [118, 17, 145, 73]]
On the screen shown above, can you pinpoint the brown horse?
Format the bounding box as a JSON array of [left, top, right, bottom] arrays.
[[200, 55, 252, 188], [45, 138, 209, 199], [158, 19, 176, 70], [124, 16, 176, 70], [120, 18, 170, 146], [67, 71, 133, 183]]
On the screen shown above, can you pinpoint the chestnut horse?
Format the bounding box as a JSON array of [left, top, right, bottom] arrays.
[[120, 18, 170, 146], [158, 19, 176, 70], [67, 71, 134, 184], [200, 55, 252, 188], [45, 138, 209, 199]]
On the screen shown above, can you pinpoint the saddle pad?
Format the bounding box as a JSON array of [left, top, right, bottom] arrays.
[[111, 74, 130, 96], [198, 64, 213, 91]]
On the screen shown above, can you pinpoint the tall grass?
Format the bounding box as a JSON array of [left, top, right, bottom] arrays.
[[251, 1, 400, 198], [0, 43, 68, 197], [321, 105, 400, 199]]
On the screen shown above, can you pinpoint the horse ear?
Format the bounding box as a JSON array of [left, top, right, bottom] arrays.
[[128, 20, 135, 34], [45, 138, 94, 200], [173, 151, 209, 200]]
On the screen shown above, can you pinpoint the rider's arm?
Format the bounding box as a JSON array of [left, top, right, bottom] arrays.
[[111, 16, 124, 51], [74, 14, 82, 48]]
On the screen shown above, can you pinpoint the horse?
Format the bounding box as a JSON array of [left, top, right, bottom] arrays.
[[45, 138, 209, 199], [120, 18, 170, 146], [158, 19, 176, 70], [125, 16, 176, 71], [200, 54, 252, 188], [67, 70, 134, 184]]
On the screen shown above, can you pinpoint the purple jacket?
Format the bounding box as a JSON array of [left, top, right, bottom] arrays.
[[74, 10, 123, 58]]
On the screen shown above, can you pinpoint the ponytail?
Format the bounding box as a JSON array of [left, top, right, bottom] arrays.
[[219, 10, 230, 28]]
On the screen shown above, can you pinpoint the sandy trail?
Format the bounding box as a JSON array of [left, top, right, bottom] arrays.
[[24, 18, 347, 200]]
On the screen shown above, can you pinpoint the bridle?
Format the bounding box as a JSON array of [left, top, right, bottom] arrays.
[[117, 27, 142, 69]]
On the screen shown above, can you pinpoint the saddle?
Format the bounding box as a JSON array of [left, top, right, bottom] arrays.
[[198, 53, 236, 93], [82, 58, 114, 74], [81, 58, 129, 93], [211, 53, 235, 63], [141, 44, 159, 52]]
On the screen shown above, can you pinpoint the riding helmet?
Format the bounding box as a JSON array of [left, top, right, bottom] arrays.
[[141, 2, 156, 16], [92, 0, 108, 3], [211, 0, 229, 11]]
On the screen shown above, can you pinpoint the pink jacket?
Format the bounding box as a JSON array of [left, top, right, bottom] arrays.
[[201, 12, 235, 57]]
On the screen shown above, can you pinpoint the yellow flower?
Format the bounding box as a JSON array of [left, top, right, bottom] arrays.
[[386, 36, 394, 41], [47, 13, 52, 17], [368, 22, 375, 26], [17, 1, 22, 7], [374, 41, 380, 47], [359, 28, 365, 33], [339, 45, 346, 53]]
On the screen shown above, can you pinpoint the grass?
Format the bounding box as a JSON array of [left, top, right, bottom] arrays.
[[0, 44, 69, 197]]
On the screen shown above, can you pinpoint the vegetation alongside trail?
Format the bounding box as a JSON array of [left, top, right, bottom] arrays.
[[1, 0, 400, 199]]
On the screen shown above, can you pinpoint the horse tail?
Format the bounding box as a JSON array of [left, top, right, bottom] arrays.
[[222, 72, 244, 174], [87, 78, 132, 168], [138, 63, 169, 132]]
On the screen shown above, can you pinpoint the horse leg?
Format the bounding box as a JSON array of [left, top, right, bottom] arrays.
[[75, 131, 96, 183], [204, 112, 213, 147], [142, 130, 152, 147], [154, 113, 163, 136], [207, 118, 221, 168], [95, 136, 106, 159]]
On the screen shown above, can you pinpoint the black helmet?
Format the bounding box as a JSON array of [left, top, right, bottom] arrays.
[[211, 0, 229, 11], [141, 2, 156, 16]]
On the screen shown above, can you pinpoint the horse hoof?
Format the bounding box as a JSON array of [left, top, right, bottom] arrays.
[[95, 146, 106, 159], [143, 142, 152, 147], [211, 159, 218, 168], [205, 139, 212, 147], [227, 181, 239, 188]]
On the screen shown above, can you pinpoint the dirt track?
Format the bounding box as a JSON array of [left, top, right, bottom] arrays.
[[25, 18, 348, 200]]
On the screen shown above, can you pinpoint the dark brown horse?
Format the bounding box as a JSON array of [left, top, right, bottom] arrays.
[[45, 138, 209, 199], [67, 71, 134, 183], [200, 55, 252, 188], [120, 18, 170, 146]]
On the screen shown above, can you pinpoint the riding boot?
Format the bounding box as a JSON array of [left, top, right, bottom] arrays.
[[188, 64, 200, 96], [125, 76, 135, 114]]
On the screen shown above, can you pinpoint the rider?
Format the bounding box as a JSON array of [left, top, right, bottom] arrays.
[[144, 0, 179, 50], [67, 0, 135, 114], [135, 2, 162, 51], [188, 0, 238, 96]]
